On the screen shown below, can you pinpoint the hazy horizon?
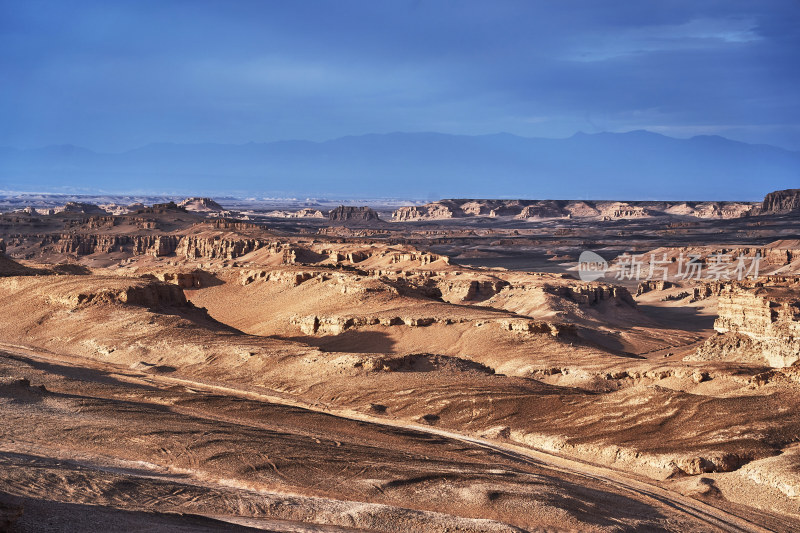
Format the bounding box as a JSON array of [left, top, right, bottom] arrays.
[[3, 128, 800, 155], [2, 129, 798, 200]]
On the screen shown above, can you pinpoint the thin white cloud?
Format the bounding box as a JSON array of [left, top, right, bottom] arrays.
[[568, 17, 761, 62]]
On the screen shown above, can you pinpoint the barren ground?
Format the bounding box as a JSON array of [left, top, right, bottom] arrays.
[[0, 202, 799, 531]]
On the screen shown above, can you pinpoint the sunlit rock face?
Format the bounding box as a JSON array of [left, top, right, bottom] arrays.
[[692, 281, 800, 367], [391, 199, 757, 221], [178, 197, 225, 213]]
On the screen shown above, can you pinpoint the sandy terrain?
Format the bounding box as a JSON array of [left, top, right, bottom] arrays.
[[0, 198, 799, 531]]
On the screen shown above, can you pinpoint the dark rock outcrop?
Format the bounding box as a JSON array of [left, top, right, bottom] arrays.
[[762, 189, 800, 214], [0, 254, 47, 276], [328, 206, 381, 223]]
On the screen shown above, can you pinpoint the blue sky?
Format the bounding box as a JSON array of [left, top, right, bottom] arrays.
[[2, 0, 799, 152]]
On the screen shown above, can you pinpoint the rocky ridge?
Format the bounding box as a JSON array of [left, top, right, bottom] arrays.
[[266, 208, 326, 218], [178, 197, 226, 213], [5, 232, 280, 260], [691, 280, 800, 367], [393, 199, 757, 221], [290, 313, 571, 337]]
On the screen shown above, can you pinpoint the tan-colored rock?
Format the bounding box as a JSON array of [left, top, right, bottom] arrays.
[[691, 281, 800, 367], [636, 280, 674, 295], [46, 278, 190, 309], [151, 271, 204, 288], [178, 197, 225, 212], [391, 199, 757, 222], [392, 202, 458, 221], [177, 236, 265, 260]]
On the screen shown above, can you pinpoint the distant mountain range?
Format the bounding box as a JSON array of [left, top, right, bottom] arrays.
[[1, 131, 798, 200]]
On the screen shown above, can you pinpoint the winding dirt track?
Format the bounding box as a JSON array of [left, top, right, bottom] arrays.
[[0, 342, 783, 532]]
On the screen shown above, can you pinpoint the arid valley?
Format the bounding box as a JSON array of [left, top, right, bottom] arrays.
[[0, 190, 798, 532], [5, 1, 800, 530]]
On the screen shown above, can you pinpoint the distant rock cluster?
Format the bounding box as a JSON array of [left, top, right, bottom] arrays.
[[6, 189, 800, 225], [10, 197, 228, 217], [392, 199, 759, 221], [265, 207, 326, 219]]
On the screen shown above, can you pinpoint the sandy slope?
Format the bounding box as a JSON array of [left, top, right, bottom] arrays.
[[2, 344, 791, 532]]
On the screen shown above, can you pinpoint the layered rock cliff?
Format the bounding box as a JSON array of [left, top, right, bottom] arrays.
[[177, 236, 266, 260], [328, 206, 381, 223], [9, 233, 181, 257], [761, 189, 800, 214], [691, 281, 800, 367], [290, 313, 572, 337], [5, 232, 276, 260]]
